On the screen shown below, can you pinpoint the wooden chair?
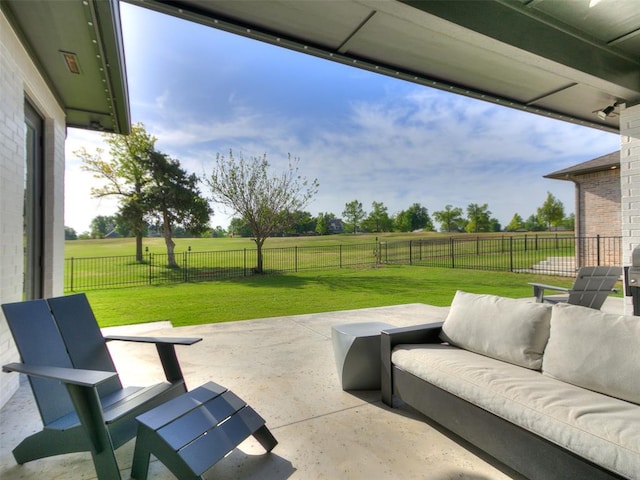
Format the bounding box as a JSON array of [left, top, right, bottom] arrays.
[[1, 293, 201, 480], [529, 266, 621, 310]]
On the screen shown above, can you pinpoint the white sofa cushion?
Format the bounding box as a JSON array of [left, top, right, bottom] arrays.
[[392, 344, 640, 479], [543, 303, 640, 405], [439, 291, 551, 369]]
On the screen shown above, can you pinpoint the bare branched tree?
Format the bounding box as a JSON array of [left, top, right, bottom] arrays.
[[207, 151, 319, 273]]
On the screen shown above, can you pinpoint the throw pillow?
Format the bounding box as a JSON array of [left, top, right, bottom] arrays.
[[543, 303, 640, 405], [440, 290, 552, 370]]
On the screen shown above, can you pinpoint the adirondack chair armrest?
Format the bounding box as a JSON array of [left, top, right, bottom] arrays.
[[104, 335, 202, 384], [4, 362, 121, 460], [2, 362, 116, 387], [104, 335, 202, 346], [528, 282, 570, 302]]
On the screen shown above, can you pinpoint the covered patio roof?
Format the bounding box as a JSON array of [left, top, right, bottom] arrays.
[[125, 0, 640, 134], [1, 0, 130, 133], [2, 0, 638, 135]]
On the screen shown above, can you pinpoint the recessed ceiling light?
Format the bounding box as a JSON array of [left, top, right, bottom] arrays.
[[60, 51, 81, 74]]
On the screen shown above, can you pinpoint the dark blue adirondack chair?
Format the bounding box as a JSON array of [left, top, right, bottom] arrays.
[[2, 293, 201, 480]]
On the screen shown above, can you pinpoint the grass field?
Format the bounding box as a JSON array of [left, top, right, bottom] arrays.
[[85, 264, 579, 327], [65, 232, 580, 291], [65, 231, 573, 257]]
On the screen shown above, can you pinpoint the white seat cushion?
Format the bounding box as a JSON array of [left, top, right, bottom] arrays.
[[392, 344, 640, 479]]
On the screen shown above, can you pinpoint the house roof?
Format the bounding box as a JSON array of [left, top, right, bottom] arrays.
[[125, 0, 640, 134], [1, 0, 130, 134], [544, 151, 620, 180]]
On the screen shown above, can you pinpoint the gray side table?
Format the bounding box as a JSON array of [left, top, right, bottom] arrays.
[[331, 321, 394, 390]]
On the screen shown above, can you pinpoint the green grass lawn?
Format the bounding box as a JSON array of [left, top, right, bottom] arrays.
[[65, 231, 574, 257], [85, 265, 580, 327]]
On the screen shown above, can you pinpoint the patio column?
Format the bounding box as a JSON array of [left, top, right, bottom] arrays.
[[620, 103, 640, 315]]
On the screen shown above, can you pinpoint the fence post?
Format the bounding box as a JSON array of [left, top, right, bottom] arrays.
[[183, 251, 188, 282], [339, 245, 342, 268], [243, 248, 247, 276], [409, 240, 413, 265], [148, 253, 153, 285], [510, 236, 514, 272], [524, 234, 528, 251], [597, 234, 601, 266], [70, 257, 74, 292], [476, 236, 480, 256], [450, 237, 455, 268], [295, 246, 298, 272]]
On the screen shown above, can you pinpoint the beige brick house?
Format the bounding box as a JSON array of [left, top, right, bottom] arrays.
[[545, 151, 621, 267]]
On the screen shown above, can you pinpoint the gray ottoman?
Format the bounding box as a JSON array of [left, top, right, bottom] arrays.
[[331, 321, 395, 390]]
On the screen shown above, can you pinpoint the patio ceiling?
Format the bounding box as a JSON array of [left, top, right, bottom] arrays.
[[126, 0, 640, 134], [1, 0, 130, 134]]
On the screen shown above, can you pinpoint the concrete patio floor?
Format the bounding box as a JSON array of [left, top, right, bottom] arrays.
[[0, 298, 624, 479]]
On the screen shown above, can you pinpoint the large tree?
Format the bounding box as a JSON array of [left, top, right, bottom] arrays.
[[505, 213, 525, 232], [433, 204, 464, 232], [64, 226, 78, 240], [229, 217, 253, 237], [465, 203, 492, 233], [89, 215, 117, 238], [362, 201, 392, 233], [77, 123, 156, 261], [525, 214, 545, 231], [207, 151, 318, 273], [343, 200, 366, 234], [315, 212, 336, 235], [537, 192, 565, 230], [281, 210, 316, 235], [142, 151, 212, 267], [395, 203, 434, 232]]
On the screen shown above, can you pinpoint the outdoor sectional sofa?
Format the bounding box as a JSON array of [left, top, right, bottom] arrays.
[[381, 291, 640, 480]]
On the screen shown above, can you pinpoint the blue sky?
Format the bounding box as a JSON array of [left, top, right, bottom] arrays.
[[65, 2, 620, 233]]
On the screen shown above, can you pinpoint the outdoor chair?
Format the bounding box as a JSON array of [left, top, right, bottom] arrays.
[[529, 265, 621, 310], [1, 293, 202, 480]]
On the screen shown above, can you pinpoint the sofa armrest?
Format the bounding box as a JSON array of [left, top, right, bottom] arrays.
[[381, 322, 443, 406]]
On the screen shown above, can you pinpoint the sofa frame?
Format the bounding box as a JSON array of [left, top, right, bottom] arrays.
[[380, 322, 626, 480]]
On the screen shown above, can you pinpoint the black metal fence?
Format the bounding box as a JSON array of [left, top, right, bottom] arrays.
[[64, 234, 622, 291]]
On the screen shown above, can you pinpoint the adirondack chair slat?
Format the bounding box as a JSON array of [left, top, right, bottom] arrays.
[[47, 294, 123, 398]]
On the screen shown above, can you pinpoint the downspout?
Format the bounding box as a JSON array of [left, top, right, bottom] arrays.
[[568, 175, 582, 268]]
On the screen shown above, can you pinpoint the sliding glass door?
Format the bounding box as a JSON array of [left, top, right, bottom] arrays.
[[23, 100, 44, 299]]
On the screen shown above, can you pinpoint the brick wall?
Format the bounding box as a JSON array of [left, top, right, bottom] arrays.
[[0, 10, 66, 408], [0, 11, 23, 409], [620, 103, 640, 314], [575, 169, 621, 238], [573, 168, 621, 267]]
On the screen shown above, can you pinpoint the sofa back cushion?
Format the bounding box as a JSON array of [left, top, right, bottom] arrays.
[[439, 291, 552, 370], [543, 303, 640, 405]]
